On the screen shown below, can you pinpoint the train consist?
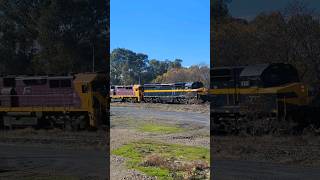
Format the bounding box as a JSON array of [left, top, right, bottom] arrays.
[[209, 63, 320, 135], [0, 73, 108, 130], [110, 63, 320, 135], [110, 82, 207, 103], [2, 62, 318, 134]]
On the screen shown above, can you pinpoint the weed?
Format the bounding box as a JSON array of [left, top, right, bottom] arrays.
[[112, 140, 210, 179]]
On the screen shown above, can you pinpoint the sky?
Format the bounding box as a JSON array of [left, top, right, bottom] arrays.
[[110, 0, 210, 67], [228, 0, 320, 20]]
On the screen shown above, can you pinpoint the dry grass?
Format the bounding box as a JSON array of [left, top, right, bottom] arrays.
[[141, 154, 210, 179], [112, 140, 210, 179]]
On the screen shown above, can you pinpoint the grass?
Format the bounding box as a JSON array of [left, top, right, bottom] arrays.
[[138, 123, 184, 134], [112, 140, 210, 179]]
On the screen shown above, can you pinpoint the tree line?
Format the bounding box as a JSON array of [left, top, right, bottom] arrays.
[[0, 0, 108, 75], [110, 48, 210, 87], [212, 0, 320, 85]]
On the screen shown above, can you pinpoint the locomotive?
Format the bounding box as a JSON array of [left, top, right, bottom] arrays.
[[110, 85, 143, 102], [209, 63, 320, 135], [110, 82, 207, 104], [0, 73, 108, 130]]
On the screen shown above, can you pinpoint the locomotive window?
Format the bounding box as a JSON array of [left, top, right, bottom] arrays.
[[49, 80, 60, 88], [60, 79, 71, 87], [3, 78, 15, 87], [262, 65, 299, 87], [23, 79, 47, 86], [49, 79, 71, 88], [82, 85, 88, 93]]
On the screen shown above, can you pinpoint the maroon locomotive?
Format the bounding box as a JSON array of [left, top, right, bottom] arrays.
[[0, 73, 108, 130]]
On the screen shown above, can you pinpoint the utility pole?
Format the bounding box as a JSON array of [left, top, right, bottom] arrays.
[[92, 44, 95, 72], [139, 74, 141, 85]]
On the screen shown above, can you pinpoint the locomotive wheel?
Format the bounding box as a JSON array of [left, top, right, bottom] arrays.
[[303, 125, 320, 135], [64, 120, 73, 131], [211, 115, 239, 135]]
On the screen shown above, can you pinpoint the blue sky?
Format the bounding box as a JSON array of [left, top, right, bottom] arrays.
[[110, 0, 210, 67], [228, 0, 320, 19]]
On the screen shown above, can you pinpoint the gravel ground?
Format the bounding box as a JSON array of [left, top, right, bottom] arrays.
[[110, 103, 210, 179], [111, 102, 210, 115]]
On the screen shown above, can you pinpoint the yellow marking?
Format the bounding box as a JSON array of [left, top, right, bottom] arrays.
[[0, 106, 86, 112], [208, 83, 303, 95], [144, 88, 205, 93]]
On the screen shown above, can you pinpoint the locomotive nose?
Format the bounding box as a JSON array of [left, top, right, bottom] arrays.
[[191, 81, 204, 89]]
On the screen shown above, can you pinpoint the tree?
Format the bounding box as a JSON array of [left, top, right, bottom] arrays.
[[36, 0, 107, 74], [110, 48, 184, 85], [0, 0, 108, 75], [0, 0, 42, 74], [214, 0, 320, 84], [110, 48, 148, 85], [154, 65, 210, 88]]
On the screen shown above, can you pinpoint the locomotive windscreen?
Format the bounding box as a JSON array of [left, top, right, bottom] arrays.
[[261, 64, 300, 87], [191, 82, 204, 89], [211, 67, 244, 88]]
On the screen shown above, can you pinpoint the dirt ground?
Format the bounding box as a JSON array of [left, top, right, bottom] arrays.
[[110, 103, 210, 179], [111, 103, 320, 180]]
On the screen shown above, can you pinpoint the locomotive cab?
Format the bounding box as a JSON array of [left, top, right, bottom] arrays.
[[239, 63, 300, 88], [185, 81, 204, 89], [210, 63, 313, 135], [133, 85, 143, 102], [74, 73, 108, 129]]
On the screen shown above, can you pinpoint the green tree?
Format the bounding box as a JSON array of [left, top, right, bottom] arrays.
[[0, 0, 108, 75], [36, 0, 107, 74], [110, 48, 148, 85], [110, 48, 184, 85], [0, 0, 41, 74]]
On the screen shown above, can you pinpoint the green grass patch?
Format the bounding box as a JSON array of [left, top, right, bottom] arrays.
[[112, 140, 210, 179], [138, 123, 184, 134]]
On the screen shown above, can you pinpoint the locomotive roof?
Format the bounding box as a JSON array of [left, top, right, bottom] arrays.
[[239, 63, 296, 77], [211, 66, 245, 70], [239, 64, 270, 77], [15, 76, 73, 80], [143, 83, 173, 86], [74, 73, 97, 82]]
